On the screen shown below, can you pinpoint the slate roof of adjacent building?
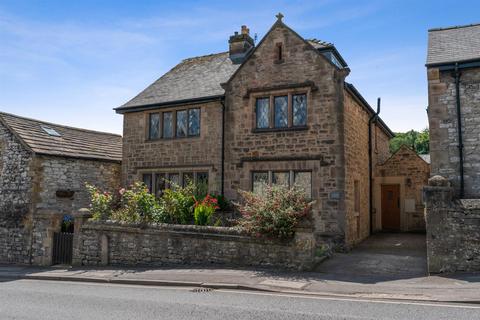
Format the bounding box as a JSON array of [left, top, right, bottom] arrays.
[[427, 23, 480, 66], [0, 112, 122, 162], [116, 52, 240, 111]]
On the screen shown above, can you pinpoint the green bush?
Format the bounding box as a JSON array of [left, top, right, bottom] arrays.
[[86, 183, 114, 221], [193, 195, 219, 226], [235, 184, 313, 239], [117, 182, 161, 223], [154, 183, 196, 224]]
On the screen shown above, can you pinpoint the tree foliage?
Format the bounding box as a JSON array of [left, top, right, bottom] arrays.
[[389, 128, 429, 155]]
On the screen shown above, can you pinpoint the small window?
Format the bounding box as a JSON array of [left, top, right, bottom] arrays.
[[252, 172, 269, 194], [176, 110, 188, 138], [148, 113, 160, 140], [274, 96, 288, 128], [188, 108, 200, 136], [294, 171, 312, 199], [256, 98, 270, 129], [41, 126, 61, 137], [163, 112, 173, 138], [354, 180, 360, 213], [142, 174, 152, 192], [272, 171, 290, 187], [276, 43, 283, 61], [293, 94, 307, 126]]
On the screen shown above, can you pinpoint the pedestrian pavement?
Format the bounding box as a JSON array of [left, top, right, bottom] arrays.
[[0, 264, 479, 304]]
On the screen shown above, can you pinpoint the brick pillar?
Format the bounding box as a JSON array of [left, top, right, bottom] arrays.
[[423, 175, 454, 273], [71, 208, 92, 266]]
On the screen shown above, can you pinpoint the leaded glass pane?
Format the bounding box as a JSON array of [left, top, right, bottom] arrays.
[[149, 113, 160, 139], [163, 112, 173, 138], [274, 96, 288, 128], [272, 171, 290, 187], [168, 173, 180, 189], [188, 109, 200, 136], [293, 94, 307, 126], [252, 172, 269, 194], [176, 110, 187, 138], [196, 172, 209, 196], [142, 174, 152, 193], [182, 172, 194, 187], [256, 98, 270, 129], [155, 173, 166, 198], [294, 171, 312, 199]]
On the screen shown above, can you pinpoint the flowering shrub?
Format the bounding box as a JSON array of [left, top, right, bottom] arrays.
[[86, 183, 114, 221], [193, 195, 219, 226], [155, 183, 196, 224], [235, 184, 313, 239], [113, 182, 161, 223]]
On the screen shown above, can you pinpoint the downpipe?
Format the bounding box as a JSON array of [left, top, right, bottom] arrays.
[[368, 98, 381, 235]]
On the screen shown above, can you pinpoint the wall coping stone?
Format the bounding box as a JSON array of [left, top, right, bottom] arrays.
[[83, 220, 303, 245]]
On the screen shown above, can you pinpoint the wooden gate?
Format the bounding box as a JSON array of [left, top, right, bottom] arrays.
[[52, 232, 74, 265]]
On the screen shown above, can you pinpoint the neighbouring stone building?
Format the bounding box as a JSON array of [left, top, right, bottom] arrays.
[[0, 112, 121, 265], [425, 23, 480, 272], [374, 145, 430, 232], [115, 14, 394, 252]]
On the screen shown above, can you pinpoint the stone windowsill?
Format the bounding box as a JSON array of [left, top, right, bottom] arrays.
[[251, 126, 309, 134]]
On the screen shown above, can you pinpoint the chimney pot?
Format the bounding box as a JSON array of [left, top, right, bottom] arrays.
[[229, 25, 255, 64]]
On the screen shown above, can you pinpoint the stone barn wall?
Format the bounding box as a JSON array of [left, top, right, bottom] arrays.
[[0, 122, 34, 264]]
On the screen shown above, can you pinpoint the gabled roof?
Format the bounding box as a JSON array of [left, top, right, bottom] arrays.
[[427, 23, 480, 67], [116, 52, 240, 113], [0, 112, 122, 162], [380, 145, 430, 166], [116, 17, 347, 113]]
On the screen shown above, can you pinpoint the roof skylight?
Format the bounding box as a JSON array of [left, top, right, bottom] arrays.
[[41, 126, 61, 137]]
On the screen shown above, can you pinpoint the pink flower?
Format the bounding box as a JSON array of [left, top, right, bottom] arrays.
[[119, 188, 126, 195]]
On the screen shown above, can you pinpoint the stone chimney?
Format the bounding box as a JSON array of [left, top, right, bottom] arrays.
[[229, 25, 255, 64]]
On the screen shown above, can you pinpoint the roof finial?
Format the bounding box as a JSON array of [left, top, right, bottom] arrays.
[[276, 12, 284, 22]]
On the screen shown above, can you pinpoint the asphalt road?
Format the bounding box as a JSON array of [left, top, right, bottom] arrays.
[[0, 280, 479, 320]]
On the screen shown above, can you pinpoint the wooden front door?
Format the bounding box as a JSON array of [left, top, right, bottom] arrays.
[[381, 184, 401, 231]]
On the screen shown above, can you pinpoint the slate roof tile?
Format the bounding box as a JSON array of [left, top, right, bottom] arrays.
[[117, 52, 240, 110], [0, 112, 122, 162], [427, 23, 480, 66]]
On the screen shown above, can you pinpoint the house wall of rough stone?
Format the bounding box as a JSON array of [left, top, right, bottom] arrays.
[[428, 66, 480, 198], [425, 176, 480, 273], [0, 121, 34, 264], [223, 23, 348, 248], [122, 101, 223, 193], [375, 146, 430, 231]]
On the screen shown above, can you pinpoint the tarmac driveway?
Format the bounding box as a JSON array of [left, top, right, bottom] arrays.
[[315, 233, 428, 281]]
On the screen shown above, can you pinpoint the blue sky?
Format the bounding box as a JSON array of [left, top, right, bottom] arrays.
[[1, 0, 479, 134]]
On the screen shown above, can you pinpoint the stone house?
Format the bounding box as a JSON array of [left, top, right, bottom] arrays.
[[374, 145, 430, 232], [116, 15, 394, 251], [0, 112, 122, 265], [425, 23, 480, 272]]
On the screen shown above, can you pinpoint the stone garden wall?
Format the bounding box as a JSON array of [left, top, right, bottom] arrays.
[[424, 176, 480, 273], [74, 219, 316, 270]]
